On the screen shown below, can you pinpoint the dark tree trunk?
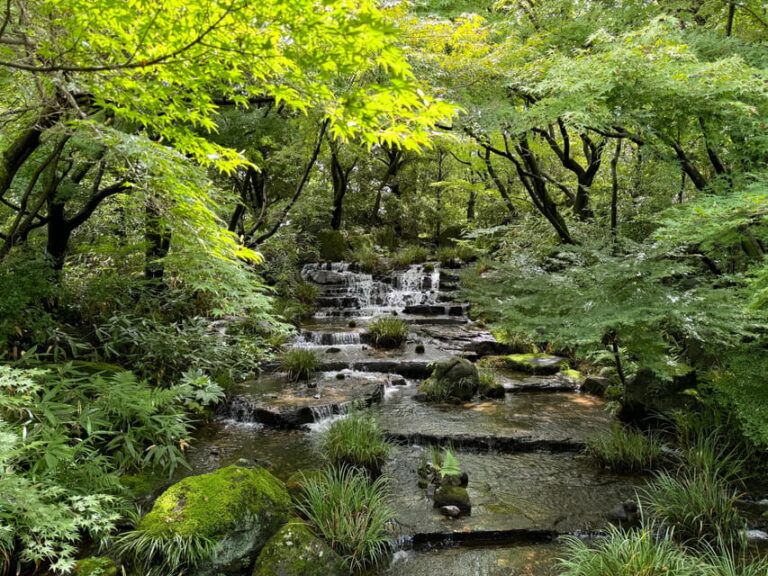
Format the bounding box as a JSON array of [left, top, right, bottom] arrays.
[[145, 203, 171, 288], [329, 141, 356, 231]]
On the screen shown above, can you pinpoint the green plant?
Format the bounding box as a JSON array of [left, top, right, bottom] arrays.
[[391, 245, 429, 268], [642, 470, 746, 550], [296, 466, 393, 573], [281, 348, 320, 381], [321, 414, 391, 475], [367, 317, 409, 349], [586, 424, 665, 473], [558, 524, 700, 576], [294, 281, 319, 305], [114, 530, 218, 576], [700, 544, 768, 576], [436, 245, 476, 264], [440, 449, 461, 477]]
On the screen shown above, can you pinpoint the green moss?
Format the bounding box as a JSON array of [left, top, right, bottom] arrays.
[[504, 353, 566, 375], [139, 466, 290, 539], [559, 369, 583, 382], [72, 557, 116, 576], [252, 521, 344, 576], [434, 486, 471, 512]]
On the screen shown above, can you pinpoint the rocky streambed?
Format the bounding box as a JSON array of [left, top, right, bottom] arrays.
[[180, 262, 644, 575]]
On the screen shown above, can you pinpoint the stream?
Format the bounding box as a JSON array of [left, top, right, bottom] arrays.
[[183, 262, 643, 575]]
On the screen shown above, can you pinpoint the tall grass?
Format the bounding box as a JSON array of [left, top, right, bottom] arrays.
[[114, 531, 218, 576], [281, 348, 320, 381], [297, 466, 393, 573], [585, 424, 665, 473], [321, 414, 391, 476], [558, 524, 700, 576], [641, 469, 746, 550], [367, 317, 409, 349]]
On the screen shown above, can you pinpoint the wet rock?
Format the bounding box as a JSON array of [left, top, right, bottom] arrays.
[[415, 343, 426, 354], [746, 529, 768, 542], [420, 357, 479, 402], [439, 505, 462, 519], [134, 466, 291, 576], [463, 339, 513, 357], [619, 367, 696, 424], [582, 376, 611, 397], [325, 347, 342, 354], [252, 521, 344, 576], [303, 269, 348, 285], [503, 354, 567, 375], [478, 377, 505, 399], [434, 486, 471, 514], [607, 500, 640, 527], [388, 375, 407, 386], [440, 472, 469, 488]]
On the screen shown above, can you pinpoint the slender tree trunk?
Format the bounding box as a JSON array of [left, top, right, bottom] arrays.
[[726, 1, 736, 36]]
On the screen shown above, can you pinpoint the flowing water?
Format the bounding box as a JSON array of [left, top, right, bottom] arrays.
[[185, 262, 646, 575]]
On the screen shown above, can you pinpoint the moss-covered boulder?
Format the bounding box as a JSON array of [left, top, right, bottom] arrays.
[[252, 521, 344, 576], [420, 357, 479, 402], [504, 353, 566, 375], [72, 557, 116, 576], [133, 465, 291, 576], [433, 486, 471, 514], [478, 375, 505, 399]]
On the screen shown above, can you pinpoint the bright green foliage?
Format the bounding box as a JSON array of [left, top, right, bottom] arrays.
[[321, 413, 391, 476], [642, 470, 746, 550], [281, 349, 320, 382], [440, 449, 462, 478], [117, 466, 291, 576], [296, 466, 393, 573], [586, 424, 665, 474], [367, 317, 410, 348], [559, 524, 701, 576]]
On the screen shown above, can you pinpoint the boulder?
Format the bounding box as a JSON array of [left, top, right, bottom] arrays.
[[133, 466, 291, 576], [619, 367, 696, 423], [420, 357, 479, 402], [503, 353, 567, 375], [582, 376, 612, 397], [478, 376, 505, 399], [72, 558, 116, 576], [440, 472, 469, 488], [252, 521, 344, 576], [434, 486, 471, 514]]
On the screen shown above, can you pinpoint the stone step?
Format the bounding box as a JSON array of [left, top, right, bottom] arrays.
[[385, 446, 644, 538], [404, 304, 468, 316]]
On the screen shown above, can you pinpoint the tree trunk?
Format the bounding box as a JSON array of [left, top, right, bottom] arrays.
[[144, 202, 171, 288]]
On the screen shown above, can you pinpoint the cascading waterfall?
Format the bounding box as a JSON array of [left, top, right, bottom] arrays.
[[302, 262, 442, 317]]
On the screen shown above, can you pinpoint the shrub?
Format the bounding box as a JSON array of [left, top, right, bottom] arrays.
[[297, 466, 394, 573], [321, 414, 391, 476], [317, 230, 347, 261], [281, 348, 320, 381], [294, 281, 319, 305], [642, 470, 746, 550], [391, 245, 429, 268], [367, 317, 409, 349], [586, 424, 665, 473], [436, 245, 477, 265], [558, 524, 700, 576]]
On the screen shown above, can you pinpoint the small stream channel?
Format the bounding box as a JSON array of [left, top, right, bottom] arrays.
[[183, 262, 644, 575]]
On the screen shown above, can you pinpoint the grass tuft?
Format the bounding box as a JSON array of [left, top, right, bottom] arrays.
[[321, 413, 391, 476], [367, 317, 409, 349], [586, 424, 665, 473], [281, 348, 320, 381], [297, 466, 394, 573]]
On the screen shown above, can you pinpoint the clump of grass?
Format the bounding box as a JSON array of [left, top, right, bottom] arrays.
[[297, 466, 394, 573], [293, 281, 318, 305], [391, 245, 429, 268], [558, 524, 699, 576], [436, 245, 477, 264], [700, 544, 768, 576], [281, 348, 320, 381], [114, 530, 218, 576], [641, 469, 746, 550], [367, 317, 409, 349], [585, 424, 665, 473], [321, 413, 391, 476]]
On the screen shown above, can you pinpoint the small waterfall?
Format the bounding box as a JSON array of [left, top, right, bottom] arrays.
[[219, 396, 259, 423], [295, 330, 362, 347], [302, 262, 442, 317]]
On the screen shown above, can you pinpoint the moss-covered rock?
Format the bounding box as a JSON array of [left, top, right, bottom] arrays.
[[434, 486, 471, 513], [72, 557, 116, 576], [252, 521, 344, 576], [504, 353, 566, 375], [420, 357, 479, 402], [478, 374, 505, 399], [135, 465, 291, 576]]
